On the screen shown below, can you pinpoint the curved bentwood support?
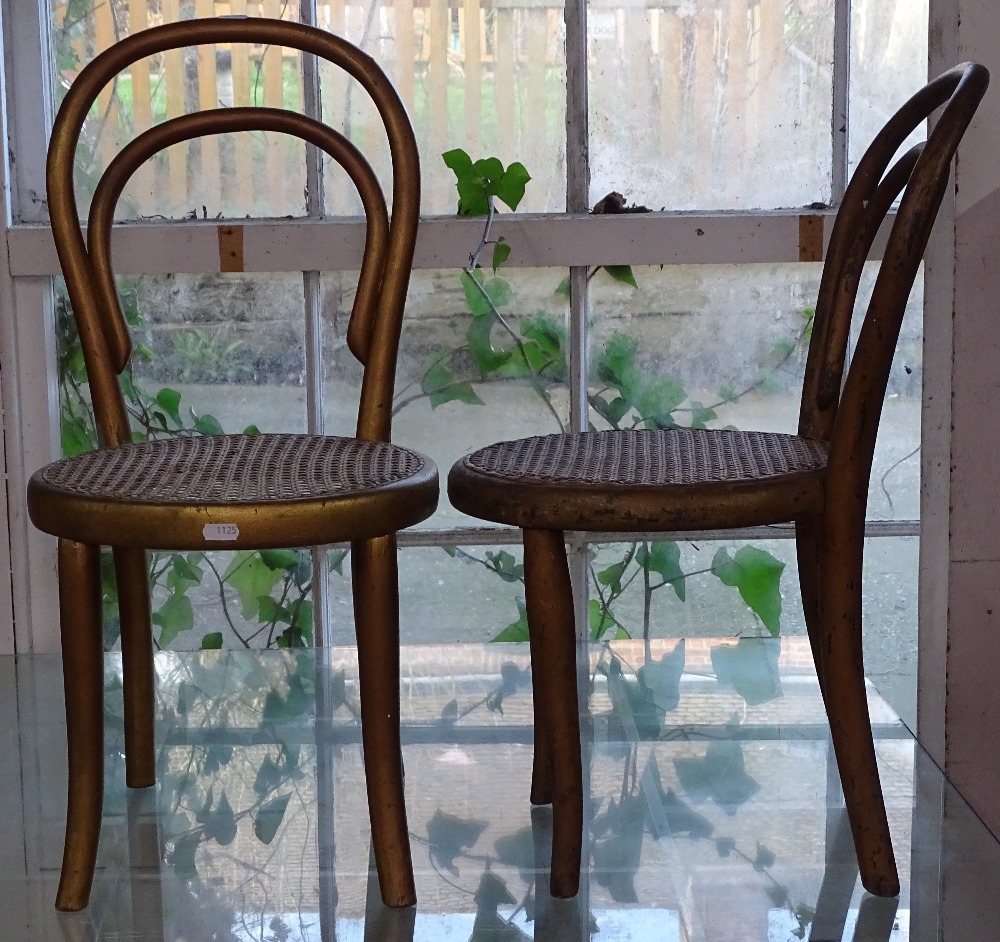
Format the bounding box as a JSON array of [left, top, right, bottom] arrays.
[[35, 18, 431, 912]]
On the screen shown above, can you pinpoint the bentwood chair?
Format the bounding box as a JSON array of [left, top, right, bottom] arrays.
[[28, 19, 436, 912], [449, 62, 989, 899]]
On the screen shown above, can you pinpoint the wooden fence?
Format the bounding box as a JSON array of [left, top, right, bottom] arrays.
[[54, 0, 793, 218]]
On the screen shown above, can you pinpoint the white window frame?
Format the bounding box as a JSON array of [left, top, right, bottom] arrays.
[[0, 0, 924, 655]]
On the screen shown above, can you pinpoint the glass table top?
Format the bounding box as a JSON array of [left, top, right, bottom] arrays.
[[2, 639, 997, 941]]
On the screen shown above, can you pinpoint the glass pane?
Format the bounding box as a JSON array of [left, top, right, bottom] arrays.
[[589, 0, 834, 211], [323, 268, 571, 529], [849, 1, 929, 177], [317, 0, 567, 215], [587, 263, 922, 519], [51, 2, 310, 219], [56, 272, 312, 651], [328, 543, 528, 646]]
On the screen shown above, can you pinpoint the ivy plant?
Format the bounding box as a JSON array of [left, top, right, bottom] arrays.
[[436, 149, 804, 643]]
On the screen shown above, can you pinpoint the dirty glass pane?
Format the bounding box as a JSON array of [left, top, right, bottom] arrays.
[[56, 272, 310, 652], [589, 0, 834, 211], [322, 267, 571, 529], [316, 0, 567, 215], [849, 1, 929, 177], [586, 263, 922, 519], [50, 1, 309, 219]]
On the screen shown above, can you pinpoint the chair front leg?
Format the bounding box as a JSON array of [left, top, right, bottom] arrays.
[[113, 546, 156, 788], [523, 528, 582, 899], [352, 535, 416, 908], [817, 519, 899, 897], [795, 516, 826, 699], [56, 539, 106, 912]]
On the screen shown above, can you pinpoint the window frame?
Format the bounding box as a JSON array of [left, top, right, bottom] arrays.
[[0, 0, 922, 654]]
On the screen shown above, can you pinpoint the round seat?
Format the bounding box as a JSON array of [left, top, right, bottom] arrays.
[[29, 433, 439, 550], [449, 428, 828, 532]]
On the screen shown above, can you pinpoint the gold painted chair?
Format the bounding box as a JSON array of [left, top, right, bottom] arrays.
[[28, 19, 436, 912], [449, 62, 989, 899]]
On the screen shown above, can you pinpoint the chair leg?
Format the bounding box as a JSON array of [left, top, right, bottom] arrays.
[[113, 547, 156, 788], [523, 528, 582, 899], [55, 539, 105, 912], [352, 535, 415, 908], [795, 517, 826, 699], [817, 520, 899, 897]]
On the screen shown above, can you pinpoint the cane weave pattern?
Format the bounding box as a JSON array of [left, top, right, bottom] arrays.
[[464, 429, 828, 486], [41, 434, 427, 502]]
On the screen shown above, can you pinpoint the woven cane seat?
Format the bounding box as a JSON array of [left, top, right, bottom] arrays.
[[29, 433, 438, 549], [449, 428, 828, 531]]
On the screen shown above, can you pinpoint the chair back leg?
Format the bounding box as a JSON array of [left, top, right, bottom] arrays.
[[523, 528, 583, 899], [113, 546, 156, 788]]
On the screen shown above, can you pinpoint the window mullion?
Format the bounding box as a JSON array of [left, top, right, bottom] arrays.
[[831, 0, 851, 203], [299, 0, 331, 647]]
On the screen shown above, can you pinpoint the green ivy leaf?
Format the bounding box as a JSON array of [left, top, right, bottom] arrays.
[[253, 792, 292, 845], [443, 148, 489, 215], [492, 161, 531, 211], [153, 591, 194, 647], [200, 631, 223, 650], [689, 401, 718, 429], [223, 551, 283, 620], [636, 541, 685, 601], [491, 237, 511, 272], [193, 412, 224, 436], [167, 553, 203, 592], [243, 423, 262, 435], [597, 560, 626, 594], [461, 270, 512, 315], [170, 831, 201, 878], [467, 312, 512, 374], [154, 387, 183, 427], [260, 549, 299, 571], [473, 156, 505, 186], [718, 385, 739, 404], [601, 264, 638, 288], [485, 550, 524, 583], [492, 598, 530, 642], [257, 595, 289, 625], [589, 598, 624, 641], [554, 275, 571, 297], [711, 547, 785, 636]]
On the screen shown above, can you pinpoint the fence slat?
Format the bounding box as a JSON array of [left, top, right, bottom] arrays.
[[128, 0, 153, 215], [93, 0, 119, 184], [693, 4, 715, 201], [229, 0, 254, 210], [727, 0, 749, 203], [463, 0, 481, 145], [495, 9, 515, 162], [393, 0, 416, 113], [161, 0, 187, 211], [659, 7, 683, 190], [195, 0, 222, 215], [428, 0, 449, 209]]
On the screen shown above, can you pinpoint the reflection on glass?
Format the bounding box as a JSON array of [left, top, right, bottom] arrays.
[[589, 0, 834, 210], [22, 648, 952, 940]]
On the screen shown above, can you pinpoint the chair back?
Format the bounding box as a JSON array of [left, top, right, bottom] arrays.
[[47, 18, 420, 449], [798, 62, 989, 450]]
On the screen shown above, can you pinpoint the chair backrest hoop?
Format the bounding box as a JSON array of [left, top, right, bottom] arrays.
[[47, 18, 420, 448], [798, 61, 989, 443]]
